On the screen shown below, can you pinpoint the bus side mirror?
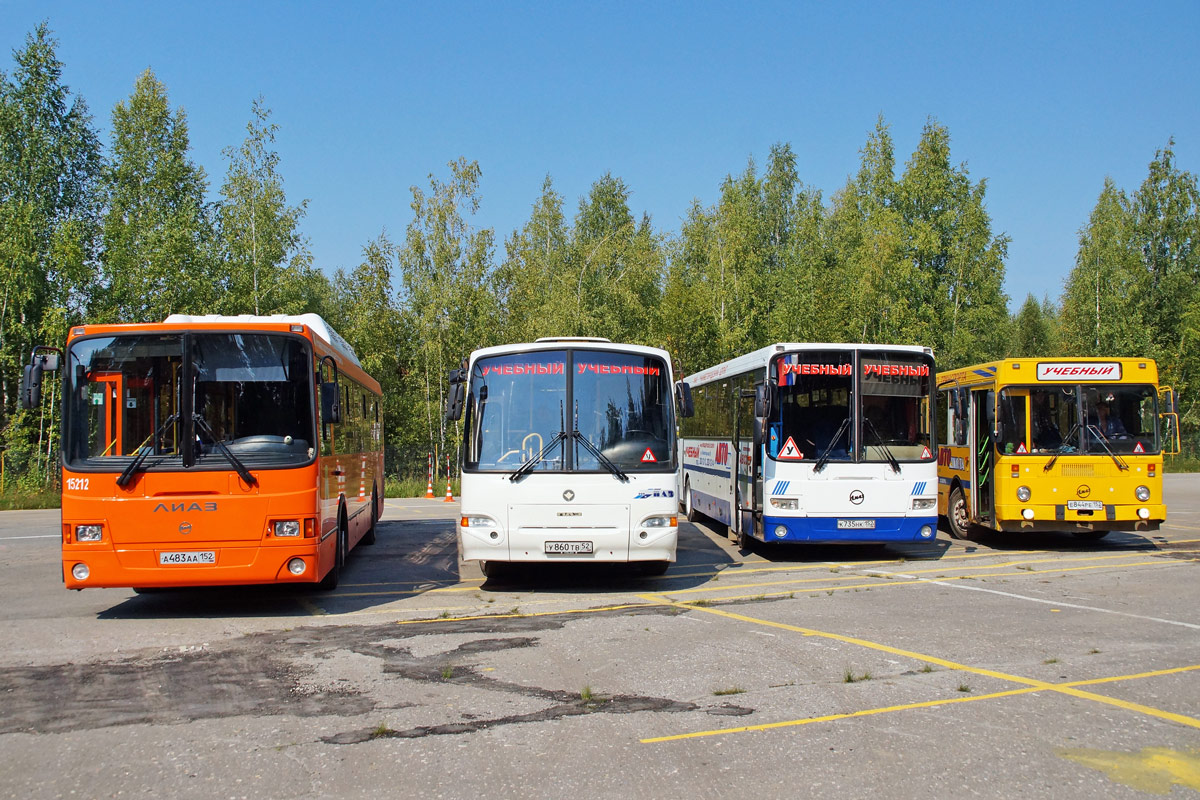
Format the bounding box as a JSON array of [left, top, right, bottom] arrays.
[[321, 382, 341, 424], [20, 363, 41, 409], [445, 383, 464, 422], [675, 381, 694, 418], [1160, 387, 1177, 414], [754, 382, 775, 419], [20, 349, 59, 409]]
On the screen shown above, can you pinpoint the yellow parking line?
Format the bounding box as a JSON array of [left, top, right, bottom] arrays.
[[667, 560, 1175, 604], [642, 688, 1041, 742], [294, 597, 327, 616], [392, 601, 656, 625], [641, 664, 1200, 743], [637, 596, 1200, 741]]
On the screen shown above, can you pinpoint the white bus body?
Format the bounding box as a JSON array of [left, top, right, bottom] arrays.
[[680, 343, 938, 545], [450, 339, 683, 574]]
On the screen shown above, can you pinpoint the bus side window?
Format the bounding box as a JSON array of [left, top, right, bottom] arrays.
[[936, 391, 950, 447]]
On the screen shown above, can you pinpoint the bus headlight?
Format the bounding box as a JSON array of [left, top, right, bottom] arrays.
[[770, 498, 798, 510], [773, 525, 788, 539], [911, 498, 936, 510], [641, 516, 677, 528], [1016, 486, 1031, 502], [71, 563, 89, 581], [1135, 486, 1150, 502], [461, 516, 497, 528], [919, 525, 933, 538], [273, 520, 301, 537], [75, 524, 103, 542]]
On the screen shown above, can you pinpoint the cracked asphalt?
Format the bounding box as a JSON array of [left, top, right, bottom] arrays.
[[2, 475, 1199, 798]]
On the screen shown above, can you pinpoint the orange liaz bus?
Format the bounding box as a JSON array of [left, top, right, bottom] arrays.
[[22, 314, 383, 591]]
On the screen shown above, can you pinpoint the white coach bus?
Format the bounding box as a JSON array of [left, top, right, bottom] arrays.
[[679, 343, 938, 547], [446, 338, 692, 577]]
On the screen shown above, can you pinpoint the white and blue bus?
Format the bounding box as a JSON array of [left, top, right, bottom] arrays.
[[679, 343, 938, 547], [446, 338, 691, 577]]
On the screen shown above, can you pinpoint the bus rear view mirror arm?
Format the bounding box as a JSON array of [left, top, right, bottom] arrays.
[[20, 346, 61, 410]]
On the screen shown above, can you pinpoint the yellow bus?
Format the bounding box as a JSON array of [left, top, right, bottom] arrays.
[[935, 358, 1178, 541]]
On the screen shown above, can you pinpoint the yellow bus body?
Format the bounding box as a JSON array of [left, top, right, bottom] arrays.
[[936, 358, 1167, 536]]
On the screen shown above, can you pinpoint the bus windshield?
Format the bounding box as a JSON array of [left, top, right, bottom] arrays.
[[464, 348, 673, 472], [770, 350, 933, 462], [999, 384, 1159, 455], [63, 333, 315, 469]]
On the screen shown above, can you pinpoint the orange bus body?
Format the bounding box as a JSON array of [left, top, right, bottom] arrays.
[[57, 318, 383, 590]]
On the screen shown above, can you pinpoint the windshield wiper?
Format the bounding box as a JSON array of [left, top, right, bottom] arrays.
[[510, 402, 566, 482], [1043, 422, 1081, 472], [813, 417, 850, 474], [508, 432, 567, 482], [572, 430, 629, 482], [1085, 424, 1130, 471], [864, 418, 901, 474], [116, 413, 179, 487], [192, 414, 258, 486]]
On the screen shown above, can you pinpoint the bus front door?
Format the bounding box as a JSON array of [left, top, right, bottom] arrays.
[[734, 390, 759, 543], [971, 389, 995, 526]]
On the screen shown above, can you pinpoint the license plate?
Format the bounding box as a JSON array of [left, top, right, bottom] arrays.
[[159, 551, 216, 565], [1067, 501, 1103, 511], [837, 519, 876, 530], [544, 541, 593, 554]]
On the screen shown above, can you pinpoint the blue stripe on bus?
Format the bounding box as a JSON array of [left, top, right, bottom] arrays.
[[772, 481, 791, 496], [911, 481, 927, 495], [686, 464, 732, 479], [760, 515, 938, 544]]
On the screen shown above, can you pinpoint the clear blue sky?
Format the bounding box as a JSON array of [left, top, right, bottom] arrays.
[[4, 1, 1198, 310]]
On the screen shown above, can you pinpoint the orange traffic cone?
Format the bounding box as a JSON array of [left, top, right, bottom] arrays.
[[425, 454, 434, 498], [443, 474, 454, 502]]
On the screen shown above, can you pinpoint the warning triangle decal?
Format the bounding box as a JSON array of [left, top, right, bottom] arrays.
[[777, 436, 804, 461], [1016, 442, 1027, 454], [1134, 441, 1144, 454], [921, 446, 931, 459], [641, 448, 657, 463]]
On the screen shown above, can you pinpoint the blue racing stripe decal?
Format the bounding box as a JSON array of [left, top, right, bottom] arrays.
[[772, 481, 791, 496], [686, 464, 732, 479], [911, 481, 927, 495]]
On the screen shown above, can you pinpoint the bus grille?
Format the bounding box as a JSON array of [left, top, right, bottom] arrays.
[[1060, 464, 1096, 477]]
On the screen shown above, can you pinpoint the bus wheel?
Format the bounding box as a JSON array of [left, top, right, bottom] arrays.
[[947, 488, 971, 540], [362, 488, 378, 546], [481, 561, 508, 581], [1072, 530, 1109, 541], [684, 480, 700, 523]]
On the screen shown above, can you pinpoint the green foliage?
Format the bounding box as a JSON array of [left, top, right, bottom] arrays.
[[215, 97, 314, 315], [1060, 142, 1200, 449], [98, 69, 216, 322], [1009, 294, 1058, 356]]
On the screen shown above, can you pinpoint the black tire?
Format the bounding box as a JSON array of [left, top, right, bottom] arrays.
[[480, 560, 508, 581], [947, 487, 971, 540], [1072, 530, 1109, 541], [732, 493, 753, 549], [684, 480, 700, 523], [361, 489, 378, 546], [318, 513, 347, 591]]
